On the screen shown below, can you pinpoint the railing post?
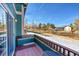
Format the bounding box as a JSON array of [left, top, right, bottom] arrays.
[[56, 45, 58, 51], [68, 51, 70, 56], [63, 48, 65, 55], [53, 44, 55, 49], [50, 42, 52, 48], [59, 46, 61, 53]]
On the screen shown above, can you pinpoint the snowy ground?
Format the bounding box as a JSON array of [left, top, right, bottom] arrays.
[[27, 32, 79, 53]]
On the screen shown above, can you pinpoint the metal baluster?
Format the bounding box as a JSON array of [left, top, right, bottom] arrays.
[[68, 51, 70, 56], [63, 48, 65, 56], [59, 47, 61, 53]]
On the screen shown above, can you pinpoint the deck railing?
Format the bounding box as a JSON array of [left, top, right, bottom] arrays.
[[0, 36, 7, 56], [34, 35, 79, 56], [16, 35, 34, 40], [0, 36, 6, 41]]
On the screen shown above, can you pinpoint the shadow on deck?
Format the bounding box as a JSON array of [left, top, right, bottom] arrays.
[[14, 43, 61, 56]]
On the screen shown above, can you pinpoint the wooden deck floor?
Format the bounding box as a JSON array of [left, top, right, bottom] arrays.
[[14, 43, 43, 56]]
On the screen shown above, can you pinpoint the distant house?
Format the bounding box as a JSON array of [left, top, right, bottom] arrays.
[[64, 26, 72, 32], [55, 27, 64, 31]]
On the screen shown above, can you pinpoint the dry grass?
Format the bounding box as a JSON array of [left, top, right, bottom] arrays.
[[53, 31, 79, 40], [28, 29, 79, 40]]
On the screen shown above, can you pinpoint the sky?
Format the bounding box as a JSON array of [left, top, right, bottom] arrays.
[[25, 3, 79, 27]]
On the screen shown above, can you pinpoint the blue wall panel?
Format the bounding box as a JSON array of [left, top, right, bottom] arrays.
[[17, 38, 34, 46], [6, 12, 16, 56]]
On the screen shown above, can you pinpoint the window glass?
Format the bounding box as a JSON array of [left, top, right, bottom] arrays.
[[0, 6, 7, 56]]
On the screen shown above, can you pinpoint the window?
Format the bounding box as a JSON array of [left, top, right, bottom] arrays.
[[0, 5, 7, 56]]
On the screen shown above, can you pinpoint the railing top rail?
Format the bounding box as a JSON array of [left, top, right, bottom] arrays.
[[16, 35, 34, 40], [0, 34, 7, 37]]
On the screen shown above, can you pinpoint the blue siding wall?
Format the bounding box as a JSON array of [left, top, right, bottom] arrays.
[[6, 4, 16, 56], [6, 3, 23, 36], [4, 3, 25, 56], [6, 13, 16, 56], [17, 38, 34, 46], [15, 15, 22, 36]]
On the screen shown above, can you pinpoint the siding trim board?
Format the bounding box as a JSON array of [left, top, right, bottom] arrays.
[[13, 4, 22, 15], [0, 4, 8, 13], [1, 3, 15, 19]]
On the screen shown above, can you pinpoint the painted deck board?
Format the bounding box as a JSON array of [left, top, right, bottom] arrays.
[[14, 44, 43, 56]]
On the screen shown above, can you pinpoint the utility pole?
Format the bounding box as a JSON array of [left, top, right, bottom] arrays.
[[32, 19, 34, 31]]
